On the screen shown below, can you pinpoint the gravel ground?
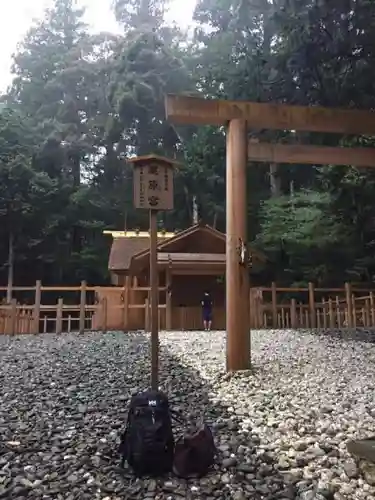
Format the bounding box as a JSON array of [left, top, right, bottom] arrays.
[[1, 330, 375, 500]]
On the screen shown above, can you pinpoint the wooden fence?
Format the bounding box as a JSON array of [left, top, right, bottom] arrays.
[[1, 281, 375, 335], [250, 282, 375, 329]]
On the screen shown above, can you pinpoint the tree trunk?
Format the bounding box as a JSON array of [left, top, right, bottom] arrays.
[[269, 163, 281, 197], [6, 231, 14, 304], [213, 212, 218, 229], [192, 195, 199, 225]]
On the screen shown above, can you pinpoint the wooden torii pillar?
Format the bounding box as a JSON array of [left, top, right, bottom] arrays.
[[226, 119, 250, 370], [165, 95, 375, 371]]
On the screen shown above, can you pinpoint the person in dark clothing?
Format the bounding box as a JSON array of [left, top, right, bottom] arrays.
[[201, 291, 213, 331]]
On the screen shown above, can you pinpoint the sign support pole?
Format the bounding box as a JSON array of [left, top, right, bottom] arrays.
[[149, 208, 159, 390], [129, 154, 178, 389]]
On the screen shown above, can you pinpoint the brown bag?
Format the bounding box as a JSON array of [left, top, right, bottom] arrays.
[[173, 424, 217, 478]]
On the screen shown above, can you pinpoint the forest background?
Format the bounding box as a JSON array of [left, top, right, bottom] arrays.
[[1, 0, 374, 288]]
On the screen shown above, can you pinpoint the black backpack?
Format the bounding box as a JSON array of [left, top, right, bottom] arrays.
[[119, 390, 175, 476]]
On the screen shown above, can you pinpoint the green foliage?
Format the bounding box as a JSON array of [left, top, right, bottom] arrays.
[[255, 190, 353, 285]]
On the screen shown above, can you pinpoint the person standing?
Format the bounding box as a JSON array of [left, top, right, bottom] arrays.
[[201, 291, 213, 331]]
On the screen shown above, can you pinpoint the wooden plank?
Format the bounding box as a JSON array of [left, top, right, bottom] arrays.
[[248, 143, 375, 167], [166, 267, 172, 331], [101, 298, 108, 333], [158, 252, 226, 262], [345, 282, 353, 328], [308, 282, 316, 328], [170, 268, 225, 275], [165, 94, 375, 134], [291, 299, 297, 328], [79, 281, 87, 334], [0, 287, 36, 291], [56, 298, 63, 334], [122, 276, 130, 331], [33, 280, 41, 334], [10, 299, 17, 335], [271, 282, 277, 328], [226, 118, 250, 371]]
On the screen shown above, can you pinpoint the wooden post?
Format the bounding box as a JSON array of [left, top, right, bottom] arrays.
[[226, 118, 250, 371], [308, 282, 316, 328], [365, 300, 370, 326], [352, 294, 357, 328], [291, 298, 297, 328], [10, 299, 17, 335], [328, 298, 334, 328], [145, 298, 150, 331], [345, 283, 353, 328], [336, 296, 342, 327], [370, 292, 375, 326], [150, 209, 159, 389], [102, 297, 108, 333], [322, 298, 327, 329], [299, 303, 303, 326], [79, 281, 87, 334], [33, 280, 41, 334], [166, 267, 172, 330], [271, 282, 277, 328], [123, 276, 130, 332], [281, 306, 285, 328], [56, 298, 63, 334], [363, 304, 368, 327]]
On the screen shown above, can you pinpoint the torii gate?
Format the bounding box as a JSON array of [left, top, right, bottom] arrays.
[[165, 95, 375, 372]]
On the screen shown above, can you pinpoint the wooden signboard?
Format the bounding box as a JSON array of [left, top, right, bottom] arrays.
[[133, 160, 174, 211], [129, 154, 177, 390]]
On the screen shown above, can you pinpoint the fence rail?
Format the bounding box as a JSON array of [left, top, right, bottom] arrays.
[[250, 282, 375, 330], [1, 280, 375, 334]]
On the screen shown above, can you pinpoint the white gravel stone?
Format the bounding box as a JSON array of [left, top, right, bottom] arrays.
[[1, 329, 375, 499]]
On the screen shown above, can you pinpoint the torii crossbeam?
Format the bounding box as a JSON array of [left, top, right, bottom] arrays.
[[165, 94, 375, 372]]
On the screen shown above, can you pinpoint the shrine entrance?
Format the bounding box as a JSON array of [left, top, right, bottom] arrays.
[[165, 94, 375, 370]]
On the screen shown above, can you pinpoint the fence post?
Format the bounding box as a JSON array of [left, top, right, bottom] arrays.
[[352, 294, 357, 328], [290, 299, 297, 328], [122, 276, 130, 332], [308, 282, 316, 328], [10, 299, 17, 336], [271, 282, 277, 328], [328, 298, 334, 328], [322, 298, 327, 329], [370, 292, 375, 326], [364, 298, 370, 327], [298, 302, 305, 328], [345, 282, 353, 328], [79, 281, 87, 334], [56, 298, 63, 334], [166, 268, 172, 330], [33, 280, 41, 334], [145, 298, 150, 331], [101, 297, 108, 333]]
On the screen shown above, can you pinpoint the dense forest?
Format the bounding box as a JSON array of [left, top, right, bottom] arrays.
[[1, 0, 375, 288]]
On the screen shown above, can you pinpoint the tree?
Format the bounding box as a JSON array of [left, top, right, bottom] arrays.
[[256, 189, 352, 285], [0, 108, 57, 292]]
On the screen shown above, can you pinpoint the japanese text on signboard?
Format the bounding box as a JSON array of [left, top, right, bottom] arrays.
[[134, 162, 174, 210]]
